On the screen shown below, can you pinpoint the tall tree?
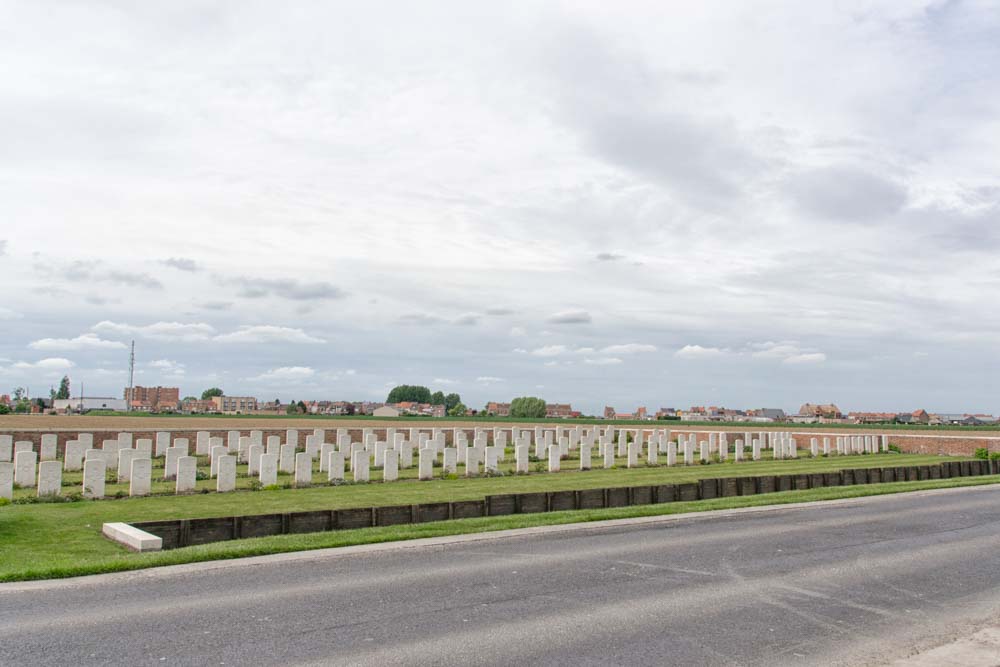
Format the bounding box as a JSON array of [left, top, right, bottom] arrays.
[[56, 375, 71, 400], [510, 396, 547, 418], [430, 391, 446, 406], [201, 387, 224, 400], [444, 393, 462, 411], [448, 402, 468, 417], [386, 385, 432, 404]]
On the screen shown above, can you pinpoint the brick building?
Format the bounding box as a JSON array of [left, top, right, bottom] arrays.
[[485, 402, 511, 416], [545, 403, 574, 418], [211, 395, 258, 413], [124, 386, 180, 412]]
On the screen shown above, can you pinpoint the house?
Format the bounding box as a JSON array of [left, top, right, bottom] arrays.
[[53, 397, 128, 413], [753, 408, 786, 422], [909, 409, 930, 424], [180, 398, 218, 414], [486, 402, 511, 416], [373, 406, 400, 418], [798, 403, 842, 419], [848, 412, 897, 424], [603, 406, 616, 419], [545, 403, 574, 418], [614, 413, 635, 420]]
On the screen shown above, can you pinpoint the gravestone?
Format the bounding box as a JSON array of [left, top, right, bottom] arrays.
[[327, 451, 345, 482], [173, 438, 189, 456], [135, 439, 153, 457], [353, 451, 371, 482], [14, 450, 36, 487], [604, 442, 615, 468], [294, 452, 312, 487], [217, 455, 237, 492], [0, 435, 11, 462], [130, 458, 152, 497], [259, 453, 278, 486], [164, 446, 184, 480], [383, 450, 399, 482], [580, 443, 592, 470], [228, 430, 241, 453], [267, 435, 281, 456], [175, 456, 197, 493], [83, 458, 106, 499], [418, 448, 434, 480], [37, 461, 61, 496], [210, 445, 227, 477], [248, 444, 264, 475], [0, 462, 13, 500], [118, 448, 137, 482], [319, 443, 335, 472], [286, 429, 299, 448], [155, 432, 170, 457], [195, 431, 211, 456], [399, 442, 413, 469], [666, 441, 677, 466], [118, 432, 133, 449], [237, 437, 250, 463], [64, 441, 85, 471], [279, 444, 296, 474], [40, 434, 58, 461], [548, 445, 561, 473]]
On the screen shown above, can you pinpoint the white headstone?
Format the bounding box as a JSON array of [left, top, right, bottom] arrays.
[[294, 452, 312, 487], [627, 441, 640, 468], [0, 435, 11, 462], [399, 442, 414, 469], [266, 436, 281, 457], [14, 450, 37, 487], [37, 460, 61, 496], [210, 445, 227, 477], [382, 450, 399, 482], [195, 431, 211, 456], [118, 432, 133, 449], [0, 462, 13, 500], [217, 455, 237, 492], [64, 441, 85, 471], [164, 446, 184, 480], [130, 458, 152, 497], [118, 448, 138, 482], [83, 457, 106, 499], [228, 430, 241, 453], [135, 439, 153, 457], [580, 443, 592, 470], [286, 429, 299, 448], [352, 451, 370, 482], [248, 444, 264, 475], [155, 432, 170, 457], [327, 451, 345, 482], [40, 434, 58, 461], [176, 456, 197, 493], [173, 438, 189, 456], [259, 453, 278, 486], [279, 444, 296, 474], [548, 445, 561, 472], [78, 432, 94, 447], [443, 447, 457, 474], [666, 441, 677, 466], [418, 448, 434, 480]]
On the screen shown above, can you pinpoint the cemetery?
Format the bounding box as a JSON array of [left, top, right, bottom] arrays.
[[0, 424, 995, 581]]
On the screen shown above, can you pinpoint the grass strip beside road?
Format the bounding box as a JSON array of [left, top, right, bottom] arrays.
[[1, 471, 996, 583]]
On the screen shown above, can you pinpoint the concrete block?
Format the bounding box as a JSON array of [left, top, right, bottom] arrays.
[[102, 522, 162, 552]]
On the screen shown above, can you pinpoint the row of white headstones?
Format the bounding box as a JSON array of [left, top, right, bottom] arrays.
[[0, 429, 890, 500]]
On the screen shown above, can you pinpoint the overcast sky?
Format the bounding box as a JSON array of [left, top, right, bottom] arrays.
[[1, 1, 998, 414]]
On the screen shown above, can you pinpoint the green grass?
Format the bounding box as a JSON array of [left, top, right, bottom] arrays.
[[35, 411, 1000, 431], [0, 453, 980, 582]]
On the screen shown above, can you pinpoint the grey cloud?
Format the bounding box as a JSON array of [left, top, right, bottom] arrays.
[[453, 314, 480, 326], [0, 240, 6, 256], [547, 310, 592, 325], [224, 276, 345, 301], [198, 301, 233, 311], [595, 252, 623, 261], [398, 313, 445, 326], [785, 165, 908, 222], [162, 257, 200, 272], [485, 308, 515, 316]]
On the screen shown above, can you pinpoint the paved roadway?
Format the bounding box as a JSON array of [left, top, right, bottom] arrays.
[[3, 486, 1000, 666]]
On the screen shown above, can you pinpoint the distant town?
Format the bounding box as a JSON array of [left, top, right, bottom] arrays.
[[1, 381, 996, 426]]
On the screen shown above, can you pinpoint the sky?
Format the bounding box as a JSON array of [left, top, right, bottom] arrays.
[[1, 0, 999, 415]]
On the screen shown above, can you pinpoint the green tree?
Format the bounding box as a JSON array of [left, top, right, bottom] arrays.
[[182, 396, 197, 401], [444, 392, 462, 411], [297, 400, 307, 413], [510, 396, 547, 418], [386, 385, 432, 404], [448, 402, 468, 417], [0, 404, 10, 415], [286, 402, 298, 415], [201, 387, 224, 400], [430, 391, 446, 406], [56, 375, 71, 400]]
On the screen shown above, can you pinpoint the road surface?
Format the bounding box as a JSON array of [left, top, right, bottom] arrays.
[[3, 485, 1000, 666]]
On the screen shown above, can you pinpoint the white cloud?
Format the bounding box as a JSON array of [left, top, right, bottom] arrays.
[[675, 345, 729, 359], [543, 361, 560, 367], [250, 366, 316, 382], [476, 376, 504, 384], [433, 377, 459, 385], [584, 357, 622, 365], [93, 321, 216, 342], [213, 326, 325, 344], [509, 327, 527, 337], [0, 307, 22, 320], [601, 343, 657, 354], [13, 357, 75, 370], [783, 352, 827, 365], [148, 359, 185, 375], [29, 333, 127, 351], [531, 345, 570, 357]]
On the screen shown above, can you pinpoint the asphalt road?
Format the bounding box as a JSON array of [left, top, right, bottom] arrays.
[[3, 486, 1000, 666]]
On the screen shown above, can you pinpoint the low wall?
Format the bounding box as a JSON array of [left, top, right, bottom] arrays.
[[130, 459, 999, 550]]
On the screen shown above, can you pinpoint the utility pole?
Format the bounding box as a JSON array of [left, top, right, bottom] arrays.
[[127, 340, 135, 413]]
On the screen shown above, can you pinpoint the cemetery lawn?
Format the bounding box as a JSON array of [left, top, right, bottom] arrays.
[[0, 453, 991, 582]]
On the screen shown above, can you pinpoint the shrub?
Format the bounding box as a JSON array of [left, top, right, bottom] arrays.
[[0, 497, 9, 507], [990, 452, 1000, 461], [974, 447, 989, 460], [888, 443, 902, 453]]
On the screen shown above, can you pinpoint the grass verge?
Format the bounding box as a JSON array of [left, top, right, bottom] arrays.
[[2, 473, 996, 583]]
